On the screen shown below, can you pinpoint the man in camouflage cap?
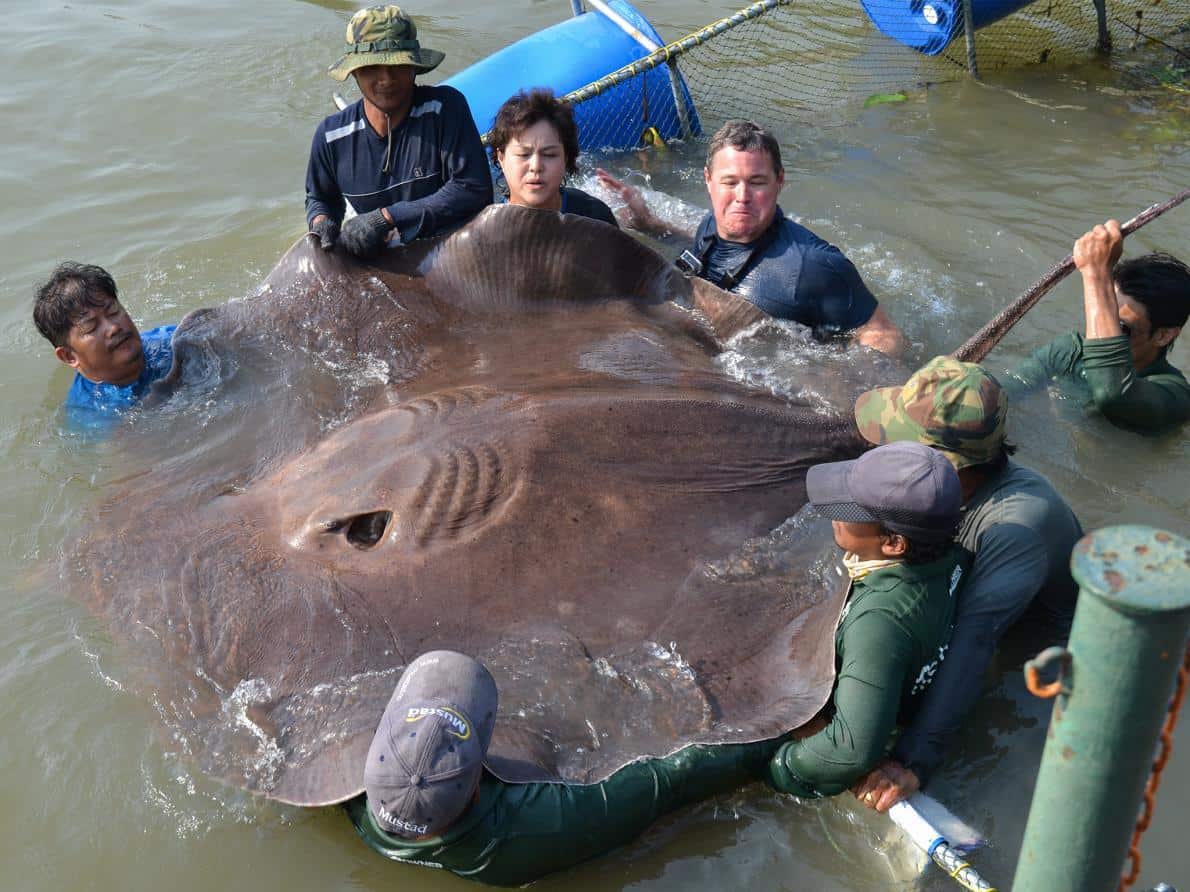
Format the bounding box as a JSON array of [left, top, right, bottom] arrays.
[[848, 356, 1083, 812], [854, 355, 1007, 469], [305, 5, 492, 258]]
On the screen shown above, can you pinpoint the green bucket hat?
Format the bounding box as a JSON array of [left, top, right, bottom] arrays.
[[854, 356, 1007, 470], [328, 5, 445, 82]]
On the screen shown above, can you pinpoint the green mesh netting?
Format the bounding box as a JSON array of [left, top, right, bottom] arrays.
[[518, 0, 1188, 151]]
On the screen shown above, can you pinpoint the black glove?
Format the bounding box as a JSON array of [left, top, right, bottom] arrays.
[[310, 217, 339, 250], [340, 210, 393, 258]]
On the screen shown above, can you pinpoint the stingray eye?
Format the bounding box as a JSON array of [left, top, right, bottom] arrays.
[[341, 510, 392, 549]]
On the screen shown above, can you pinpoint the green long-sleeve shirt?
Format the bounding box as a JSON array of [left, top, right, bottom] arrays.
[[1009, 332, 1190, 434], [766, 552, 963, 799], [346, 739, 779, 886]]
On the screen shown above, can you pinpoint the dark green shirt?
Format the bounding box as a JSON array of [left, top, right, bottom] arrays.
[[766, 552, 963, 798], [347, 740, 779, 886], [1009, 332, 1190, 433]]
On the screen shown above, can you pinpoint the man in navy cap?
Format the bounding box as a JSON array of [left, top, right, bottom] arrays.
[[765, 441, 966, 802], [348, 650, 784, 885], [305, 6, 492, 257]]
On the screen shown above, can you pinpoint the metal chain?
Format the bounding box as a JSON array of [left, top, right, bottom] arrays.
[[932, 842, 998, 892], [1119, 641, 1190, 891]]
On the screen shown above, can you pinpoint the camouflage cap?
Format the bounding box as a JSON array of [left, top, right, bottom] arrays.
[[328, 6, 445, 82], [854, 356, 1007, 470]]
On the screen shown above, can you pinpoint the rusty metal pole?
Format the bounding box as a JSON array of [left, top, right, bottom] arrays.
[[1093, 0, 1112, 53], [1012, 526, 1190, 892], [960, 0, 980, 79]]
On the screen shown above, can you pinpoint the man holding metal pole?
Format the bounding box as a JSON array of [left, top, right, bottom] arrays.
[[1007, 220, 1190, 434]]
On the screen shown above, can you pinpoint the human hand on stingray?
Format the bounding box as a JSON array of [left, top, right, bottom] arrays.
[[852, 758, 921, 813], [68, 206, 901, 807]]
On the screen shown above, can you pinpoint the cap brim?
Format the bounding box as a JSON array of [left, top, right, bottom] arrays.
[[805, 460, 877, 523], [328, 48, 445, 81], [854, 383, 993, 470], [853, 385, 901, 446]]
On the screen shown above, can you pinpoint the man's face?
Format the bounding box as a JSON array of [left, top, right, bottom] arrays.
[[1118, 287, 1180, 372], [354, 64, 416, 118], [830, 520, 891, 561], [54, 296, 144, 385], [704, 146, 784, 244]]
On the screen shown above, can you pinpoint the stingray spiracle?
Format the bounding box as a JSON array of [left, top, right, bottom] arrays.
[[410, 440, 506, 547]]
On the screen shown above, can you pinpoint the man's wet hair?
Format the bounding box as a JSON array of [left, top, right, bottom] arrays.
[[488, 88, 580, 174], [1114, 253, 1190, 333], [705, 120, 783, 176], [33, 262, 119, 348]]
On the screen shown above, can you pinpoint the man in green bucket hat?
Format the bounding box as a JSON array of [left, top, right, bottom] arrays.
[[305, 5, 492, 257], [846, 356, 1083, 813]]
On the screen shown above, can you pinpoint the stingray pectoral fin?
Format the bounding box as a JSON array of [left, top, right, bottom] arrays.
[[654, 515, 849, 740], [690, 277, 768, 343], [267, 732, 371, 807]]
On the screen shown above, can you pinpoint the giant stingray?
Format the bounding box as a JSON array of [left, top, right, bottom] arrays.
[[70, 206, 895, 807]]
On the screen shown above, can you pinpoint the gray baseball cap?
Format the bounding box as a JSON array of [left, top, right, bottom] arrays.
[[364, 651, 499, 838], [806, 441, 961, 543]]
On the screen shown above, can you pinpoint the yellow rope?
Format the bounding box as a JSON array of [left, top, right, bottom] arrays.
[[479, 0, 789, 145]]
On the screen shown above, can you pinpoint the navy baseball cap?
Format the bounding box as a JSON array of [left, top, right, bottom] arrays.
[[364, 651, 499, 838], [806, 441, 961, 543]]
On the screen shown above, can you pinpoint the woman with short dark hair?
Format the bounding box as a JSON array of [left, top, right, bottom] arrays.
[[488, 89, 617, 227]]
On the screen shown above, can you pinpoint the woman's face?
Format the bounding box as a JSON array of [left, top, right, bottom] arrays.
[[498, 119, 567, 211]]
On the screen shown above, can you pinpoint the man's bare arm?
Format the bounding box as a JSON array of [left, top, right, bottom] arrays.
[[1075, 219, 1125, 340], [852, 305, 905, 356], [595, 169, 698, 241]]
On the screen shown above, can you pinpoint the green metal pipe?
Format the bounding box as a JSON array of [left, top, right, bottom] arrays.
[[1012, 525, 1190, 892]]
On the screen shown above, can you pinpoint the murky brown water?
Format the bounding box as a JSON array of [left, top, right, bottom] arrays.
[[1, 1, 1186, 890]]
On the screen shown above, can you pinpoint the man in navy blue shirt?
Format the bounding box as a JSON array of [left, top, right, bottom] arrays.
[[33, 262, 175, 426], [306, 5, 493, 257], [597, 121, 904, 356]]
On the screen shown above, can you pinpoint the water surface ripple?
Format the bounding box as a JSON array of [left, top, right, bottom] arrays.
[[1, 1, 1186, 890]]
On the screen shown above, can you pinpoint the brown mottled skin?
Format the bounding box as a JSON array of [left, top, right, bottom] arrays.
[[71, 206, 886, 807]]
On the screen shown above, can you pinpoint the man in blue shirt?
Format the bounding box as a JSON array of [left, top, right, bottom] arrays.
[[596, 120, 904, 356], [33, 262, 175, 423], [306, 5, 493, 257]]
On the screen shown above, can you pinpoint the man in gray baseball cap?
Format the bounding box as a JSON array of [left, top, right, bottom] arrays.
[[348, 650, 787, 883], [765, 442, 966, 803], [806, 439, 962, 545], [363, 650, 498, 838]]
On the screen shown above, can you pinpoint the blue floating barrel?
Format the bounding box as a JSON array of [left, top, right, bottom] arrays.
[[860, 0, 1035, 55], [444, 0, 700, 151]]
